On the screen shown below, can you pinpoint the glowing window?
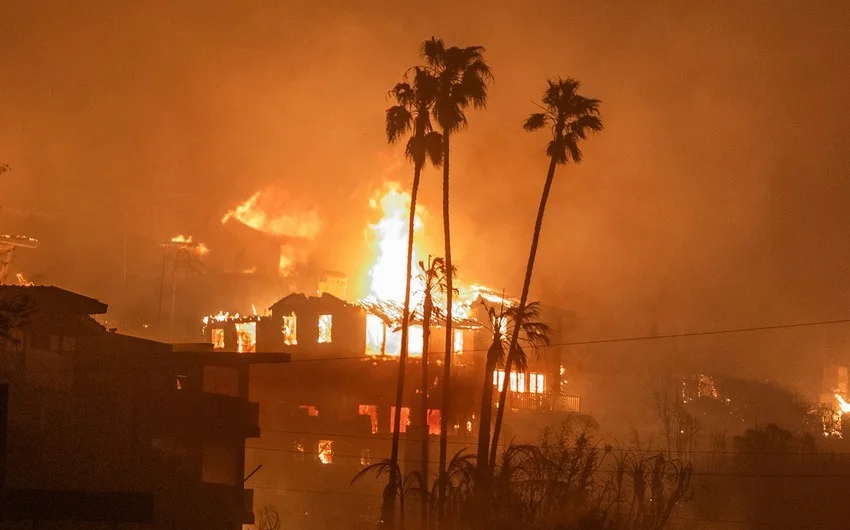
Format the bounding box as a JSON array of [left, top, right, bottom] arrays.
[[509, 371, 519, 392], [530, 372, 545, 394], [235, 322, 256, 353], [360, 448, 371, 466], [389, 406, 411, 433], [317, 440, 333, 464], [408, 325, 423, 357], [212, 328, 225, 350], [494, 370, 506, 392], [365, 314, 385, 355], [359, 404, 378, 434], [427, 409, 441, 435], [318, 314, 333, 343], [494, 370, 526, 393], [282, 312, 297, 346], [453, 329, 463, 355]]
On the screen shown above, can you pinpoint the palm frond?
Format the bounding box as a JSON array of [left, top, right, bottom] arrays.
[[386, 105, 413, 144], [423, 131, 444, 167], [523, 113, 548, 131]]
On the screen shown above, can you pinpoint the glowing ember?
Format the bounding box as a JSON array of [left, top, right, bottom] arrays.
[[222, 189, 320, 239], [15, 273, 33, 286], [367, 183, 424, 302]]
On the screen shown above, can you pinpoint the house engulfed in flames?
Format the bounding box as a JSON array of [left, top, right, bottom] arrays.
[[196, 181, 578, 525]]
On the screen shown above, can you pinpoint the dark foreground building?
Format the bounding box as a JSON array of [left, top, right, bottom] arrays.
[[0, 286, 289, 530]]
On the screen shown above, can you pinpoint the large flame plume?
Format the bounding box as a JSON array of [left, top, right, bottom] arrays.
[[222, 189, 321, 239], [366, 183, 424, 302]]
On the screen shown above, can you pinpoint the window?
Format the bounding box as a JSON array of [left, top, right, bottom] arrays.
[[235, 322, 256, 353], [529, 372, 545, 394], [282, 312, 297, 346], [212, 328, 225, 350], [360, 448, 371, 466], [494, 370, 526, 393], [318, 440, 333, 464], [453, 329, 464, 355], [494, 370, 506, 392], [294, 440, 305, 461], [359, 404, 378, 434], [389, 406, 411, 433], [318, 314, 333, 343], [427, 409, 441, 435]]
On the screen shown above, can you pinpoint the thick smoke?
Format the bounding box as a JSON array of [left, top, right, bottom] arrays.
[[2, 0, 849, 394]]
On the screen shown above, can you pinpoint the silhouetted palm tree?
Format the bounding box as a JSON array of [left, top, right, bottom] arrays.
[[476, 300, 550, 476], [412, 256, 454, 528], [384, 66, 443, 527], [421, 37, 492, 517], [489, 77, 602, 468], [169, 247, 204, 340]]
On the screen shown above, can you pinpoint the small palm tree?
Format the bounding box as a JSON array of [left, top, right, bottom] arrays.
[[411, 256, 455, 528], [384, 66, 443, 527], [169, 247, 204, 340], [490, 77, 602, 468], [421, 37, 492, 517], [477, 300, 550, 476], [352, 460, 425, 528]]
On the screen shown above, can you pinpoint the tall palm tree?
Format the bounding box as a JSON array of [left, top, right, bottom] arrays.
[[421, 37, 492, 517], [489, 77, 602, 468], [476, 300, 550, 475], [384, 66, 443, 527]]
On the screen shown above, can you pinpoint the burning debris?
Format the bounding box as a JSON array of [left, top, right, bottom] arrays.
[[162, 234, 210, 256], [221, 188, 320, 276]]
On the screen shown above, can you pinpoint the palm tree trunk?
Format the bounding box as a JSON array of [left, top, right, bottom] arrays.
[[489, 156, 558, 469], [476, 342, 500, 471], [437, 131, 452, 520], [385, 162, 422, 527], [420, 291, 432, 530]]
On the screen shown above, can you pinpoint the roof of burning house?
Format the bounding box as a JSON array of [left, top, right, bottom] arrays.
[[269, 292, 358, 312]]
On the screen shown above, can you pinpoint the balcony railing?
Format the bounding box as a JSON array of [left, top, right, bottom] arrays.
[[500, 392, 581, 413]]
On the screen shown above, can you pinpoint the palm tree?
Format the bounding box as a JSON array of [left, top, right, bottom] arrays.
[[421, 37, 492, 517], [384, 66, 443, 527], [476, 300, 550, 475], [169, 247, 204, 340], [489, 77, 602, 468], [412, 256, 454, 528]]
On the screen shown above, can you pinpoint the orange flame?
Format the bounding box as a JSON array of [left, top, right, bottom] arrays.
[[222, 189, 320, 239], [367, 183, 424, 302]]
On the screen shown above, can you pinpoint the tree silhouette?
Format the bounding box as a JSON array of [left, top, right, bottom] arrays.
[[490, 78, 602, 468], [476, 300, 550, 478], [383, 65, 443, 527], [421, 37, 492, 518], [169, 247, 204, 340]]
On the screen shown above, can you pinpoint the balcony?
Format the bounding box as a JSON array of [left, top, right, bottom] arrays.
[[501, 392, 581, 413]]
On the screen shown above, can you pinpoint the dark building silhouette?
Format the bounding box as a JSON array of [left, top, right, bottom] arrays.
[[0, 286, 289, 529]]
